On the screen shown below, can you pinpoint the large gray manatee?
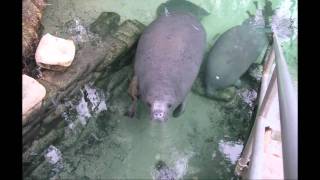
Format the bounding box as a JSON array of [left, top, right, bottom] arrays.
[[129, 11, 206, 122], [205, 17, 269, 97]]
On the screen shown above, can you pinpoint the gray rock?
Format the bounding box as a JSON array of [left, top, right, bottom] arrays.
[[89, 12, 120, 38], [248, 63, 263, 82], [208, 87, 237, 102], [23, 74, 46, 125], [111, 20, 145, 48]]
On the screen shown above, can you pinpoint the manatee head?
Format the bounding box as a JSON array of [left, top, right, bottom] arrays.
[[144, 93, 176, 122]]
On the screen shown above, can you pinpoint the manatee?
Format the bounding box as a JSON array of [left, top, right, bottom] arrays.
[[205, 16, 269, 99], [128, 0, 207, 122]]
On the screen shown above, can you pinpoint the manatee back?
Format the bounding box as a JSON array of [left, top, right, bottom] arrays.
[[206, 22, 268, 90], [135, 12, 206, 103]]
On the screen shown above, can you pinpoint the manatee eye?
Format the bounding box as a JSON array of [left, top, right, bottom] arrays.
[[167, 104, 172, 108], [147, 102, 151, 107]]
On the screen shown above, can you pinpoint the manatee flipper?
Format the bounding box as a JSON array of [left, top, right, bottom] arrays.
[[126, 75, 138, 118], [173, 97, 187, 118]]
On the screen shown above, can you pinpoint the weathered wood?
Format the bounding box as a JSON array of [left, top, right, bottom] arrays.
[[22, 0, 47, 73]]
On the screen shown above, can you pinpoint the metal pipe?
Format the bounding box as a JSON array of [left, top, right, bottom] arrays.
[[235, 43, 275, 177], [260, 48, 275, 104], [273, 33, 298, 179], [247, 69, 278, 179]]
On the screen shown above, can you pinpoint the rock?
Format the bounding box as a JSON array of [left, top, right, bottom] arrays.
[[240, 88, 258, 108], [63, 17, 91, 46], [248, 63, 263, 82], [35, 33, 76, 71], [23, 19, 146, 168], [112, 20, 145, 48], [23, 74, 46, 125], [95, 37, 128, 72], [23, 122, 65, 178], [22, 0, 46, 60], [208, 87, 237, 102], [89, 12, 120, 38]]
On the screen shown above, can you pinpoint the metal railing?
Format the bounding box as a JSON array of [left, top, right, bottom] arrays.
[[235, 32, 297, 179]]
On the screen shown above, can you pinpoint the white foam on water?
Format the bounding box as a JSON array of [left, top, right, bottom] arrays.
[[174, 156, 189, 179], [271, 0, 297, 43], [45, 145, 63, 165], [76, 90, 92, 126], [172, 149, 194, 179], [84, 84, 108, 113], [75, 85, 108, 126], [218, 140, 243, 164]]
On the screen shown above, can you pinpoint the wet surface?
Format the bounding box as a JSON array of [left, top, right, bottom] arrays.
[[25, 0, 297, 179]]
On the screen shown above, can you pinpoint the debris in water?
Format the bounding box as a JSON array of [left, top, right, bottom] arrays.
[[45, 145, 62, 165]]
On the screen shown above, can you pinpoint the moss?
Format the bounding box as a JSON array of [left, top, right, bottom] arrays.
[[89, 12, 121, 38]]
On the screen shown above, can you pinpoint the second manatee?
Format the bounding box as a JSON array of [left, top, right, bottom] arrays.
[[205, 17, 269, 98]]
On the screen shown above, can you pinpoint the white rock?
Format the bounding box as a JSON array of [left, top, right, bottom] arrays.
[[22, 75, 46, 124], [35, 33, 75, 71]]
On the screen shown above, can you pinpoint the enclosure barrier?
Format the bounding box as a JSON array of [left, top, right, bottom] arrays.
[[234, 32, 297, 179]]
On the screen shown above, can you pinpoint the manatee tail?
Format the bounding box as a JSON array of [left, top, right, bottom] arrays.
[[156, 0, 210, 20]]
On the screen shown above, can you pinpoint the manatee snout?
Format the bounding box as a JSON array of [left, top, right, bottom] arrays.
[[152, 109, 166, 122], [148, 100, 172, 122]]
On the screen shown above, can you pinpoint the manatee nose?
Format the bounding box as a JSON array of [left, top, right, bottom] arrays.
[[152, 110, 165, 121]]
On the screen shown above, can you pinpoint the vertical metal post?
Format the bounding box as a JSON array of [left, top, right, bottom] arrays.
[[273, 33, 298, 179], [235, 43, 275, 177], [247, 70, 278, 179]]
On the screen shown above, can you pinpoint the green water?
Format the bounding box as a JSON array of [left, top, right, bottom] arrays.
[[42, 0, 297, 81], [30, 0, 297, 179]]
